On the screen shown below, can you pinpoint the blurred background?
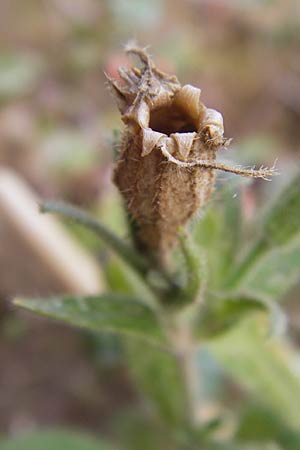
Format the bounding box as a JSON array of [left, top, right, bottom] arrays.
[[0, 0, 300, 443]]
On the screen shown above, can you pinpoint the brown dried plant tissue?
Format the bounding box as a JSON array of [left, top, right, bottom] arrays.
[[108, 47, 276, 260]]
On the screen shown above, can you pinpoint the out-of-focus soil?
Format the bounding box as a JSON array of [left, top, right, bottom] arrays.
[[0, 310, 135, 435]]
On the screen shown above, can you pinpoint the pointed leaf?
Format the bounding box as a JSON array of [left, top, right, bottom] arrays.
[[14, 294, 165, 346], [228, 174, 300, 289], [262, 173, 300, 247], [193, 182, 243, 289], [196, 296, 266, 339], [234, 237, 300, 302], [177, 230, 204, 304], [217, 183, 242, 280]]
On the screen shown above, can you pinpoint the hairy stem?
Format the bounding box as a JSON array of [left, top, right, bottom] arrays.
[[40, 201, 150, 276], [176, 333, 200, 426], [160, 145, 278, 180], [168, 315, 201, 427]]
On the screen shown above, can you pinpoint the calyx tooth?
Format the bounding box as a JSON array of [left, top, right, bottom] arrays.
[[142, 128, 165, 156], [123, 100, 150, 129], [136, 100, 150, 128], [173, 85, 203, 122], [202, 108, 224, 129], [171, 132, 196, 159]]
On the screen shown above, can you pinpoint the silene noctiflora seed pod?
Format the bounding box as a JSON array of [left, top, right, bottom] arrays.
[[107, 47, 276, 261]]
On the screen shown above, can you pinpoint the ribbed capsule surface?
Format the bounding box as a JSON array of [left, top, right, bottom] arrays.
[[108, 48, 228, 257]]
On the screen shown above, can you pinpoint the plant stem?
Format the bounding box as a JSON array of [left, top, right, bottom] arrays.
[[170, 317, 201, 427], [40, 201, 150, 276], [178, 343, 200, 426], [41, 201, 180, 296]]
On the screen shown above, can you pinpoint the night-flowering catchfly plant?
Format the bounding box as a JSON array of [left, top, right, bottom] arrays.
[[13, 47, 300, 450], [108, 46, 276, 264]]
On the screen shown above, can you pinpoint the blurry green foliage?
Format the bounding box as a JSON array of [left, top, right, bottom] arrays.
[[208, 318, 300, 429], [126, 340, 188, 427], [41, 129, 97, 177], [108, 0, 163, 30], [236, 403, 300, 450], [0, 430, 110, 450], [13, 172, 300, 449], [0, 52, 43, 100], [115, 412, 176, 450]]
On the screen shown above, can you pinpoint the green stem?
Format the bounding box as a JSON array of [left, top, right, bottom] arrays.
[[166, 305, 202, 427], [41, 202, 203, 428], [171, 323, 201, 427]]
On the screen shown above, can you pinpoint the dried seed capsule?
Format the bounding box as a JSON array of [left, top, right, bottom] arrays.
[[107, 47, 276, 260]]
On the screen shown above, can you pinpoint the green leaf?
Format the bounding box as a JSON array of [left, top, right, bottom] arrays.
[[193, 204, 223, 289], [177, 230, 204, 305], [193, 182, 243, 289], [236, 403, 300, 450], [208, 318, 300, 429], [115, 412, 176, 450], [236, 404, 283, 442], [0, 429, 112, 450], [227, 174, 300, 289], [234, 237, 300, 302], [126, 340, 189, 427], [216, 183, 243, 280], [105, 258, 158, 308], [262, 173, 300, 247], [14, 294, 165, 346], [209, 443, 281, 450], [196, 296, 266, 339], [40, 201, 150, 277]]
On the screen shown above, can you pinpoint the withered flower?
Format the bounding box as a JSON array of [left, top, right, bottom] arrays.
[[108, 47, 276, 261]]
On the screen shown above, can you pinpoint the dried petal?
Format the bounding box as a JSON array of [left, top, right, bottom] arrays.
[[171, 132, 197, 159], [142, 128, 165, 157], [200, 108, 226, 147], [173, 84, 204, 124]]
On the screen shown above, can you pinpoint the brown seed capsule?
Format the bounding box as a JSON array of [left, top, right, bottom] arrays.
[[107, 47, 277, 260]]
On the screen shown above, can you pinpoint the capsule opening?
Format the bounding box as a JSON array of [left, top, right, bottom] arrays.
[[149, 105, 197, 136]]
